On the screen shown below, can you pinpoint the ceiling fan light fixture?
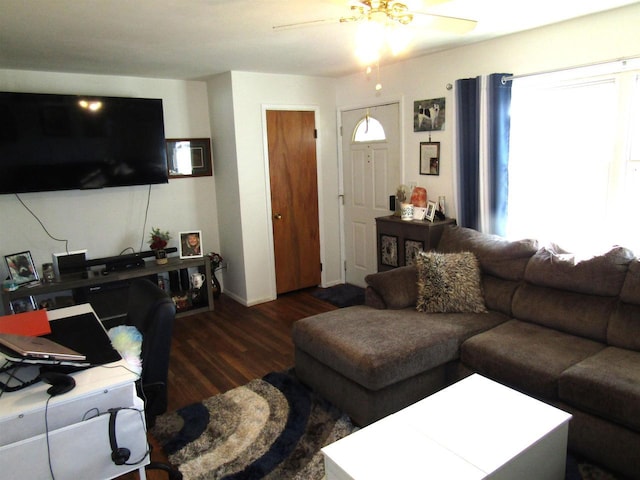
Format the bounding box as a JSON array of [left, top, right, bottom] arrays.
[[386, 23, 412, 56], [355, 20, 385, 65]]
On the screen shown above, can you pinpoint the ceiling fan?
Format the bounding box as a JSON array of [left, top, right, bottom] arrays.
[[272, 0, 477, 35]]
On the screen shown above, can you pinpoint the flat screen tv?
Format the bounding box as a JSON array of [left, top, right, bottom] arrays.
[[0, 92, 168, 194]]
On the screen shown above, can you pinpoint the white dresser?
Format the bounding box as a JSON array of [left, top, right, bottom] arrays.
[[0, 305, 149, 480]]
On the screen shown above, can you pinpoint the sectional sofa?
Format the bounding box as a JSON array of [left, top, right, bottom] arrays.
[[292, 225, 640, 478]]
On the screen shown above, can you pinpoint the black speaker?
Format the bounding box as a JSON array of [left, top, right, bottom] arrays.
[[108, 408, 131, 466], [52, 250, 87, 278]]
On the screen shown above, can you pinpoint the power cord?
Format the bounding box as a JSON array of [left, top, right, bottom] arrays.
[[139, 184, 152, 252], [15, 194, 69, 254], [44, 395, 56, 480]]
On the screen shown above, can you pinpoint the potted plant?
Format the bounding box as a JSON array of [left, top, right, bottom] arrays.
[[149, 227, 171, 264]]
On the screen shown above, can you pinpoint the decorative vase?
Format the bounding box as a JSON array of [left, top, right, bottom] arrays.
[[211, 271, 221, 299], [154, 249, 168, 265], [410, 187, 427, 207], [400, 202, 414, 221]]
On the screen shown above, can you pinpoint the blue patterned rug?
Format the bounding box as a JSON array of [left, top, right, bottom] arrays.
[[151, 370, 617, 480], [151, 371, 355, 479], [312, 283, 364, 308]]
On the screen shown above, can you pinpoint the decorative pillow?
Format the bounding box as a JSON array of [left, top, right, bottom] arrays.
[[415, 251, 487, 313]]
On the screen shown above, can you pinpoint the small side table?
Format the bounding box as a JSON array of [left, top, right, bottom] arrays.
[[375, 215, 456, 271]]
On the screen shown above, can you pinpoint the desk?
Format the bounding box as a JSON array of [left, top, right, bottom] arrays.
[[0, 304, 149, 480]]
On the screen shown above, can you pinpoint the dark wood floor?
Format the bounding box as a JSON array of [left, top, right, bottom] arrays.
[[120, 288, 337, 479]]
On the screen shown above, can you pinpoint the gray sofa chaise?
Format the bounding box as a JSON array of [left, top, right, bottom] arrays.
[[292, 225, 640, 478]]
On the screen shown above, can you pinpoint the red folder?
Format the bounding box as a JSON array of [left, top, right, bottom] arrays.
[[0, 309, 51, 336]]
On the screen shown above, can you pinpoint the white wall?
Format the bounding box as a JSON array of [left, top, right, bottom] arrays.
[[208, 71, 340, 306], [0, 69, 219, 285], [335, 3, 640, 221]]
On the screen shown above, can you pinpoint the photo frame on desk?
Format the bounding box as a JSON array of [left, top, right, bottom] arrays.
[[4, 251, 39, 286], [179, 230, 204, 259], [166, 138, 212, 178], [425, 200, 438, 222]]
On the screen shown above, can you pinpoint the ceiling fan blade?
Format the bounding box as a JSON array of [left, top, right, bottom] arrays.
[[273, 17, 341, 31], [412, 12, 477, 34]]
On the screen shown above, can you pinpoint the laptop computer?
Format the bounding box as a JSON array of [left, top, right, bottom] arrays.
[[0, 333, 86, 361]]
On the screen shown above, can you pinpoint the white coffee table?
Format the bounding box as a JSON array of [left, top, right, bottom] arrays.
[[322, 374, 572, 480]]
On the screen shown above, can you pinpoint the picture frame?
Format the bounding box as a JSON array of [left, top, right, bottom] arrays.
[[380, 234, 398, 267], [414, 97, 446, 132], [404, 240, 424, 266], [166, 138, 213, 178], [5, 251, 40, 286], [179, 230, 204, 258], [10, 296, 37, 313], [425, 200, 438, 222], [420, 141, 440, 175]]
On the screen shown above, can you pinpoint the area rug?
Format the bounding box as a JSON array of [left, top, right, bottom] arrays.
[[150, 370, 356, 479], [311, 283, 364, 308], [152, 370, 619, 480]]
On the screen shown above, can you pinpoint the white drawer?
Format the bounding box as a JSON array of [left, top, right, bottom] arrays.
[[1, 381, 136, 447], [0, 396, 149, 480]]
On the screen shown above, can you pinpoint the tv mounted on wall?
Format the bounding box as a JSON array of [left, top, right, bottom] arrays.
[[0, 92, 168, 194]]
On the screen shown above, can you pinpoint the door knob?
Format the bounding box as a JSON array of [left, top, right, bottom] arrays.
[[274, 213, 282, 220]]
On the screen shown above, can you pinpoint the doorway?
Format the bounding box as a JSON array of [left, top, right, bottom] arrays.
[[341, 103, 401, 287], [266, 109, 321, 294]]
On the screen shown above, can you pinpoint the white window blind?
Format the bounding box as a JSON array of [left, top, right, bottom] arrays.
[[507, 63, 640, 254]]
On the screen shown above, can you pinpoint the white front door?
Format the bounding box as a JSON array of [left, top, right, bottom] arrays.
[[341, 103, 400, 287]]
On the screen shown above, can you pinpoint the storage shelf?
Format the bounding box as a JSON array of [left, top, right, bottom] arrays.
[[1, 256, 214, 318]]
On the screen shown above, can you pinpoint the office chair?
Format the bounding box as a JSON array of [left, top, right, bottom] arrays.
[[126, 279, 182, 480]]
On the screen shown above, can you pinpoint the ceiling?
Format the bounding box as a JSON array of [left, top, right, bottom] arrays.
[[0, 0, 637, 81]]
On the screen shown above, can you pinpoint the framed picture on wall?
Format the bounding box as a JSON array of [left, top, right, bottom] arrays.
[[420, 141, 440, 176], [414, 98, 445, 132], [166, 138, 212, 178]]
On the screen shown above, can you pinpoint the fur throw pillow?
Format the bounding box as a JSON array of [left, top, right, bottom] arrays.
[[416, 251, 487, 313]]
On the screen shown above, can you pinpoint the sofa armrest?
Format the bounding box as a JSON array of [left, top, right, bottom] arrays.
[[365, 266, 418, 309]]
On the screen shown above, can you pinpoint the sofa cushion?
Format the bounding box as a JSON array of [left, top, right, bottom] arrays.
[[608, 302, 640, 351], [620, 259, 640, 305], [415, 251, 487, 313], [438, 225, 538, 281], [559, 347, 640, 432], [524, 246, 634, 296], [461, 319, 606, 400], [292, 306, 508, 391], [609, 259, 640, 351], [481, 274, 519, 317], [365, 266, 417, 309], [512, 283, 616, 342]]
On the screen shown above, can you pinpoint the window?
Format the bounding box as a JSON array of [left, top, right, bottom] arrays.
[[506, 60, 640, 254], [353, 115, 386, 142]]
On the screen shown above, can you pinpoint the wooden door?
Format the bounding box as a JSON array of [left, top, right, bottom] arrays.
[[267, 110, 321, 294]]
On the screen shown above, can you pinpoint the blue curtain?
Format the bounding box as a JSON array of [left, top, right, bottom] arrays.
[[455, 73, 512, 235], [455, 78, 480, 230]]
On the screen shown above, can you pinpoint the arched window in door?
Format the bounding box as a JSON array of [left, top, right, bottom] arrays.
[[353, 114, 386, 142]]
